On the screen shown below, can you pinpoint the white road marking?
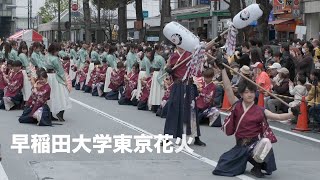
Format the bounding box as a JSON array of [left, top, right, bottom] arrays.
[[0, 163, 9, 180], [70, 98, 255, 180], [219, 112, 320, 144]]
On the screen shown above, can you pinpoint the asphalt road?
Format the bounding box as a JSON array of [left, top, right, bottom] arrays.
[[1, 90, 320, 180]]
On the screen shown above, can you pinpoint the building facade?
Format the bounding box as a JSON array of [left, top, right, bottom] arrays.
[[269, 0, 303, 41], [0, 0, 16, 39], [303, 0, 320, 40]]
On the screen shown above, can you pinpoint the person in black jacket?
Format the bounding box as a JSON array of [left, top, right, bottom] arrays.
[[235, 42, 251, 68], [280, 43, 296, 81]]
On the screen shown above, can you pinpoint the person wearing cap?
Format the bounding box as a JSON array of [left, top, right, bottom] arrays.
[[0, 61, 24, 111], [252, 62, 271, 93], [266, 67, 292, 113], [267, 62, 282, 85]]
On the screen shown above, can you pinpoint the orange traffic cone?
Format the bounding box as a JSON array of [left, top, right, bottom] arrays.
[[221, 92, 231, 111], [257, 92, 265, 107], [292, 96, 310, 132]]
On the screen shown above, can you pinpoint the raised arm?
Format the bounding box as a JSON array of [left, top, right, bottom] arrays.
[[221, 68, 238, 105]]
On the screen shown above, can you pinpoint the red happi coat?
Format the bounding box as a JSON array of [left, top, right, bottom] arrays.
[[100, 64, 108, 82], [168, 51, 192, 81], [5, 70, 24, 97], [0, 66, 7, 90], [196, 81, 216, 109], [139, 76, 152, 102], [63, 61, 70, 74], [87, 67, 101, 87], [162, 82, 173, 101], [26, 83, 51, 115], [124, 72, 139, 99], [109, 69, 126, 91], [222, 101, 265, 139], [78, 66, 89, 83]]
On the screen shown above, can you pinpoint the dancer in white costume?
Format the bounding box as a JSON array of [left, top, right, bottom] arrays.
[[136, 48, 152, 101], [18, 44, 32, 101], [43, 43, 72, 121], [148, 45, 166, 112], [104, 46, 117, 93]]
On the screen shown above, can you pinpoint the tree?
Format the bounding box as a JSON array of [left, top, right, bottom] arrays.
[[256, 0, 273, 43], [135, 0, 143, 42], [160, 0, 171, 42], [90, 3, 118, 41], [91, 0, 133, 42], [92, 0, 118, 10], [223, 0, 272, 43], [38, 0, 69, 23], [83, 0, 91, 43], [118, 0, 127, 43], [223, 0, 248, 44]]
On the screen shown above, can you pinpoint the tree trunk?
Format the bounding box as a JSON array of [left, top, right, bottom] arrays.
[[160, 0, 171, 43], [118, 0, 127, 43], [256, 0, 273, 43], [228, 0, 246, 44], [135, 0, 143, 42], [83, 0, 91, 43], [58, 0, 61, 42]]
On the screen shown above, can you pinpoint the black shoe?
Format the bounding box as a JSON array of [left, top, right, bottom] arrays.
[[194, 138, 206, 146], [50, 113, 59, 121], [250, 167, 265, 178], [56, 111, 65, 122]]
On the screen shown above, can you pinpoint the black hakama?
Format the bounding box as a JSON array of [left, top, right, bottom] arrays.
[[213, 139, 277, 176]]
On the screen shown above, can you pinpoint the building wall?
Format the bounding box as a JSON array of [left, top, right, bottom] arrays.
[[304, 0, 320, 40], [0, 0, 15, 38]]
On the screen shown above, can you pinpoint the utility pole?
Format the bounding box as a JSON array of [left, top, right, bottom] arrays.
[[30, 0, 32, 29], [211, 0, 218, 39], [69, 0, 72, 41], [27, 0, 30, 29], [97, 0, 104, 43], [58, 0, 61, 42], [159, 0, 171, 42]]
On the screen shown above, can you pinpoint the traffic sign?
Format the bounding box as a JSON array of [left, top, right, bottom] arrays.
[[72, 3, 78, 12]]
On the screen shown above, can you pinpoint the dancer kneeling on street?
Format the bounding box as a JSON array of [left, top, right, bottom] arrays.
[[212, 56, 300, 178], [105, 62, 126, 100], [118, 63, 139, 105], [19, 69, 52, 126], [0, 61, 24, 111]]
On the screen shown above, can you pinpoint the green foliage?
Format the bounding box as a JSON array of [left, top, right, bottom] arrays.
[[38, 0, 69, 23]]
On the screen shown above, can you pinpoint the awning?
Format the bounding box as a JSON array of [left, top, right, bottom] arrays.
[[268, 19, 294, 25], [8, 29, 45, 42], [8, 30, 25, 41]]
